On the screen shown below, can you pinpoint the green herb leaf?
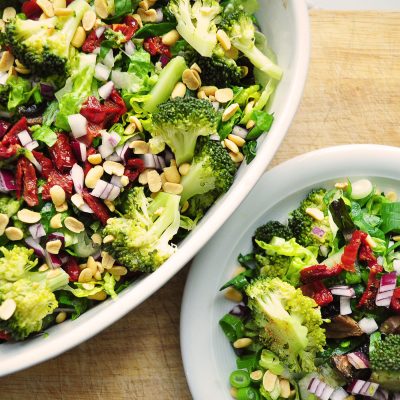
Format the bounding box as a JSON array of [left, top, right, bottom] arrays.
[[57, 291, 89, 320], [246, 110, 274, 140], [381, 202, 400, 233], [135, 22, 177, 38], [242, 140, 257, 163]]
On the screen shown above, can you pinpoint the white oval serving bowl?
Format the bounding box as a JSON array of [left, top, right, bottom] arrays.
[[181, 145, 400, 400], [0, 0, 310, 376]]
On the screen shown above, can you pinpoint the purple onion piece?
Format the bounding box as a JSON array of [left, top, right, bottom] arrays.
[[28, 223, 46, 240], [0, 170, 16, 192], [71, 140, 87, 162], [347, 352, 370, 369], [136, 154, 165, 171], [155, 8, 163, 22], [379, 272, 397, 292], [59, 252, 69, 265], [312, 226, 325, 238], [232, 126, 248, 139], [47, 232, 65, 246], [25, 237, 45, 258], [40, 83, 55, 99], [159, 55, 170, 67], [229, 304, 250, 320]]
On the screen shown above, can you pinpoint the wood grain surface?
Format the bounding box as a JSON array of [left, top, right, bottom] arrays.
[[1, 10, 400, 400]]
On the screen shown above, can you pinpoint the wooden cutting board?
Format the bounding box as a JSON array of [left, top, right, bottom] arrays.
[[1, 10, 400, 400]]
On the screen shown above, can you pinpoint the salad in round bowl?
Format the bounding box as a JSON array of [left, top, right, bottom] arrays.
[[181, 145, 400, 400], [0, 0, 309, 375]]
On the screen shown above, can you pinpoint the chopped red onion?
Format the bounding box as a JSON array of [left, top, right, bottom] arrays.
[[91, 180, 108, 198], [349, 380, 366, 395], [98, 81, 114, 99], [376, 296, 392, 308], [312, 226, 326, 238], [25, 140, 39, 151], [92, 47, 100, 55], [159, 55, 170, 67], [330, 388, 349, 400], [115, 142, 130, 163], [68, 114, 87, 138], [94, 63, 111, 81], [106, 153, 122, 162], [45, 251, 62, 269], [340, 296, 352, 315], [210, 134, 221, 141], [124, 40, 135, 56], [137, 153, 165, 170], [107, 185, 120, 201], [393, 259, 400, 275], [95, 26, 105, 38], [25, 237, 45, 258], [70, 163, 84, 194], [59, 252, 69, 265], [109, 131, 121, 147], [71, 140, 87, 162], [103, 49, 114, 68], [331, 286, 355, 297], [364, 383, 379, 397], [376, 290, 394, 301], [308, 378, 321, 394], [100, 182, 113, 200], [392, 393, 400, 400], [155, 8, 163, 22], [316, 381, 327, 397], [17, 130, 32, 146], [0, 170, 16, 192], [232, 125, 248, 139], [71, 193, 94, 213], [47, 232, 65, 246], [321, 386, 335, 400], [358, 317, 378, 334], [379, 272, 397, 292], [40, 83, 54, 99], [347, 352, 370, 369], [110, 175, 124, 187], [98, 131, 115, 158], [373, 389, 389, 400], [28, 223, 46, 240]]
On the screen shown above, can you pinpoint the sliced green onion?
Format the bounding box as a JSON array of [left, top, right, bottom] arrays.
[[237, 386, 260, 400], [229, 370, 251, 389], [250, 370, 263, 384], [219, 314, 244, 342]]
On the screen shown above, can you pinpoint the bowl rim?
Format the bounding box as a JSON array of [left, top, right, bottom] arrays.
[[180, 144, 400, 399], [0, 0, 310, 377]]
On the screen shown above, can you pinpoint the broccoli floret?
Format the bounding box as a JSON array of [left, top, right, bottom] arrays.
[[0, 84, 10, 108], [253, 221, 292, 251], [102, 187, 181, 273], [370, 333, 400, 391], [180, 139, 236, 204], [255, 237, 318, 286], [189, 53, 243, 87], [0, 195, 20, 217], [151, 98, 219, 165], [0, 246, 69, 340], [220, 11, 283, 80], [4, 0, 90, 77], [169, 0, 222, 57], [245, 277, 326, 373], [288, 189, 333, 251]]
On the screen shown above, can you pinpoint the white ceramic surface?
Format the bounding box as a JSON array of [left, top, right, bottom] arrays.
[[181, 145, 400, 400], [307, 0, 400, 11], [0, 0, 309, 376]]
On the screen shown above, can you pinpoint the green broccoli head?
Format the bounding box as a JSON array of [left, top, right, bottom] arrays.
[[0, 195, 20, 217], [4, 0, 89, 77], [253, 221, 293, 252], [245, 277, 326, 373], [288, 189, 333, 250], [0, 246, 37, 282], [102, 187, 181, 273], [169, 0, 222, 57], [188, 53, 243, 87], [219, 10, 283, 80], [370, 333, 400, 391], [180, 138, 236, 204], [151, 98, 219, 165]]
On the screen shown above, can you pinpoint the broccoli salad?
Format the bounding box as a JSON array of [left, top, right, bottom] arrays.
[[219, 179, 400, 400], [0, 0, 281, 341]]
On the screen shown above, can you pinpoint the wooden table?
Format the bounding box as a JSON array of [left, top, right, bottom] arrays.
[[2, 10, 400, 400]]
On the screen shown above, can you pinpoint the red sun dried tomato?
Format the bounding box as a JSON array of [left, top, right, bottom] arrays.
[[390, 287, 400, 313], [0, 120, 11, 139], [123, 15, 140, 32], [301, 281, 333, 307], [358, 263, 383, 309], [143, 36, 171, 58], [41, 170, 73, 200], [125, 158, 145, 182], [110, 89, 127, 118], [112, 23, 136, 41], [341, 230, 367, 272], [0, 330, 10, 341], [82, 189, 111, 225], [31, 151, 54, 179], [80, 96, 107, 125], [64, 257, 80, 282], [49, 133, 76, 172], [80, 122, 102, 147], [84, 147, 97, 176], [2, 117, 28, 146], [16, 157, 38, 207], [82, 29, 105, 53], [22, 0, 42, 19], [300, 264, 343, 284]]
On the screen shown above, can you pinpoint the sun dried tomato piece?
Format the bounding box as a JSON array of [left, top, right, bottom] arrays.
[[63, 257, 80, 282], [82, 29, 104, 53], [300, 264, 343, 284], [301, 281, 333, 307], [0, 144, 18, 159], [16, 157, 38, 207], [84, 147, 97, 176], [49, 133, 76, 172], [0, 330, 11, 341], [31, 151, 54, 179], [125, 158, 145, 182], [80, 96, 107, 125], [143, 36, 171, 58], [79, 122, 102, 147], [358, 263, 383, 309], [41, 170, 73, 200], [109, 89, 127, 118], [112, 23, 136, 41], [22, 0, 42, 19], [390, 288, 400, 313], [341, 230, 367, 272], [82, 190, 111, 225], [3, 117, 28, 146]]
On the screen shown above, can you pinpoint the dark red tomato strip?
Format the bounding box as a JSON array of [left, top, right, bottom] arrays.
[[41, 170, 73, 200], [64, 257, 80, 282], [390, 288, 400, 313], [301, 281, 333, 307], [82, 190, 111, 225], [300, 264, 343, 284], [16, 157, 39, 207], [341, 230, 367, 272], [32, 151, 54, 179], [143, 36, 171, 58], [22, 0, 42, 20], [125, 158, 145, 182], [49, 133, 76, 172], [112, 23, 136, 41], [82, 30, 105, 53]]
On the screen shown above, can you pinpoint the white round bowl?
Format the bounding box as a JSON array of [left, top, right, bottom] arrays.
[[181, 145, 400, 400], [0, 0, 310, 376]]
